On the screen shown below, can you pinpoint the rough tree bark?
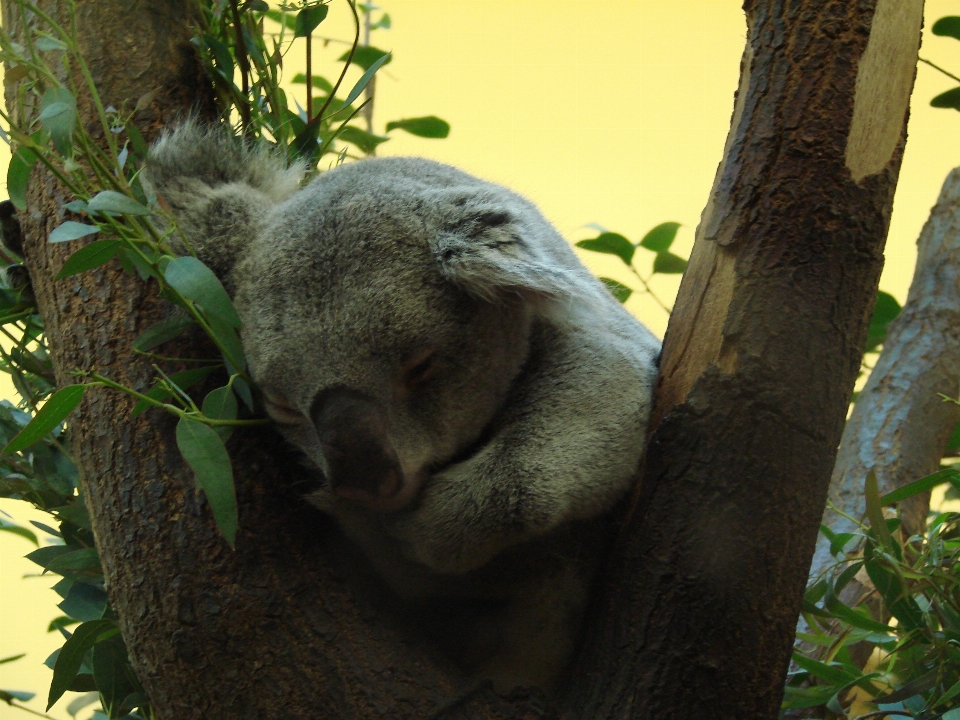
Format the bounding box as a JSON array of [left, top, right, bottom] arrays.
[[810, 166, 960, 586], [3, 0, 927, 719], [563, 1, 924, 718]]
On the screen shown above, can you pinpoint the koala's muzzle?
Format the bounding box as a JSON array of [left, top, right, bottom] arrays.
[[311, 387, 405, 507]]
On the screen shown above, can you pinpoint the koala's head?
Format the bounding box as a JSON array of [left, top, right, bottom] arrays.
[[201, 157, 598, 512]]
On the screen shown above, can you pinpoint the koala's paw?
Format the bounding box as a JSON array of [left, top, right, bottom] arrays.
[[388, 476, 501, 575]]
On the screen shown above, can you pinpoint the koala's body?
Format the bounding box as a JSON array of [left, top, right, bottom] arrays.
[[146, 123, 661, 691]]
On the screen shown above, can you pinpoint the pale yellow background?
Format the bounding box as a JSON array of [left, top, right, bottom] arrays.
[[2, 1, 960, 716]]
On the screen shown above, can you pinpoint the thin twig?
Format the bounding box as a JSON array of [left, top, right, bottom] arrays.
[[919, 56, 960, 85], [3, 700, 60, 720]]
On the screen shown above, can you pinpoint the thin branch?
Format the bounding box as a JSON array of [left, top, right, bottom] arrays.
[[919, 56, 960, 85]]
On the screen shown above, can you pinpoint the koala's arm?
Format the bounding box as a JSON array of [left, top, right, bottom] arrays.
[[144, 122, 303, 280], [389, 314, 659, 574]]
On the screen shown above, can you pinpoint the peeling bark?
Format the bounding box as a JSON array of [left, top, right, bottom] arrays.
[[564, 1, 922, 717]]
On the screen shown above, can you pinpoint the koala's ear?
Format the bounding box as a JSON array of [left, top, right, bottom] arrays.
[[431, 203, 592, 303], [145, 121, 304, 287]]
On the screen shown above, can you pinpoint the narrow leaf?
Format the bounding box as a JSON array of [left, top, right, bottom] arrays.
[[87, 190, 150, 216], [0, 522, 38, 545], [56, 239, 120, 279], [49, 221, 100, 243], [385, 116, 450, 138], [7, 146, 37, 210], [34, 37, 66, 51], [639, 222, 681, 252], [881, 468, 960, 505], [864, 470, 894, 551], [132, 315, 197, 352], [337, 45, 392, 71], [39, 89, 76, 156], [164, 256, 241, 328], [791, 653, 857, 687], [576, 232, 634, 265], [48, 619, 118, 709], [3, 385, 85, 455], [336, 126, 389, 154], [340, 52, 391, 110], [176, 418, 237, 547], [0, 653, 26, 664]]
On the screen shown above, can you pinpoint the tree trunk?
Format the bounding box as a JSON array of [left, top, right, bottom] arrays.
[[4, 0, 927, 718], [564, 1, 923, 718], [811, 166, 960, 584]]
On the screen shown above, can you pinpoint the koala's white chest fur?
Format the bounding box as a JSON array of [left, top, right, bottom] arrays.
[[146, 122, 661, 691]]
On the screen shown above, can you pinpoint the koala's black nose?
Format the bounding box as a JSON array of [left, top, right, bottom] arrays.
[[310, 386, 404, 503]]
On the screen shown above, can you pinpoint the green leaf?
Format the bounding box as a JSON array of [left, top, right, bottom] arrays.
[[87, 190, 151, 216], [791, 652, 857, 687], [864, 290, 901, 352], [639, 222, 681, 252], [201, 34, 233, 83], [864, 558, 924, 632], [132, 315, 196, 353], [49, 221, 100, 243], [385, 116, 450, 138], [0, 689, 35, 702], [265, 9, 298, 31], [834, 561, 864, 594], [34, 37, 66, 51], [291, 73, 334, 93], [294, 5, 329, 36], [576, 232, 635, 265], [92, 634, 137, 717], [339, 52, 391, 110], [7, 146, 37, 210], [935, 679, 960, 709], [829, 532, 856, 557], [58, 582, 107, 622], [25, 545, 74, 571], [130, 365, 219, 417], [931, 87, 960, 111], [942, 708, 960, 720], [653, 251, 688, 274], [865, 470, 894, 552], [3, 384, 85, 455], [0, 653, 25, 665], [47, 619, 118, 709], [207, 312, 247, 372], [822, 594, 892, 633], [39, 88, 76, 156], [176, 418, 237, 547], [0, 521, 38, 545], [880, 468, 960, 505], [164, 256, 241, 328], [202, 385, 238, 442], [599, 277, 633, 303], [337, 45, 392, 72], [45, 548, 100, 574], [933, 16, 960, 40], [56, 239, 120, 279], [336, 125, 389, 154]]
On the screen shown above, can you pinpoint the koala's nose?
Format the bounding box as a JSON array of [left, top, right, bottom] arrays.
[[310, 386, 404, 503]]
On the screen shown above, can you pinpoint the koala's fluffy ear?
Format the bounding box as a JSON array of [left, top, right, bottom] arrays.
[[431, 194, 596, 305], [144, 121, 304, 286]]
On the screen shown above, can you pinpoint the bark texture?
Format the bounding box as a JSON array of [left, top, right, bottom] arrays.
[[564, 1, 923, 718], [5, 2, 548, 718], [809, 166, 960, 586]]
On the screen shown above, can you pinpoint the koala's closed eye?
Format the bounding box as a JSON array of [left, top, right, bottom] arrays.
[[401, 349, 439, 389], [262, 394, 308, 425]]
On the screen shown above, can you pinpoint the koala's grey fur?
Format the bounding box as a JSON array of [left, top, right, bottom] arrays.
[[146, 122, 661, 691]]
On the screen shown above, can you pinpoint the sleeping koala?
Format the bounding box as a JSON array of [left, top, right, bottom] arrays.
[[145, 122, 661, 691]]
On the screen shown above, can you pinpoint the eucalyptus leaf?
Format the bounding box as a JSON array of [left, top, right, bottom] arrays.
[[58, 581, 108, 622], [49, 221, 100, 243], [0, 689, 35, 702], [3, 384, 85, 455], [294, 5, 329, 36], [881, 468, 960, 505], [48, 619, 118, 709], [202, 385, 238, 442], [265, 9, 298, 31], [0, 521, 37, 545], [39, 88, 77, 156], [291, 73, 334, 93], [34, 37, 66, 51], [933, 16, 960, 40], [0, 653, 26, 665], [7, 146, 37, 210], [653, 251, 688, 274], [132, 315, 197, 353], [864, 290, 902, 352], [599, 277, 632, 304], [337, 45, 392, 72], [340, 52, 391, 110], [336, 125, 389, 154], [639, 222, 681, 252], [176, 417, 237, 547], [56, 239, 120, 279], [931, 87, 960, 111], [87, 191, 151, 216], [576, 232, 634, 265], [164, 256, 242, 328], [385, 116, 450, 138]]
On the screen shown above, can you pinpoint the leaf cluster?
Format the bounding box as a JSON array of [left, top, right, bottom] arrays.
[[786, 468, 960, 719]]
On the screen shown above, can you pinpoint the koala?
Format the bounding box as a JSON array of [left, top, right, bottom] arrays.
[[145, 122, 661, 691]]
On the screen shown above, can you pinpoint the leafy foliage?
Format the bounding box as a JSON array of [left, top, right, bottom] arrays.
[[786, 466, 960, 719]]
